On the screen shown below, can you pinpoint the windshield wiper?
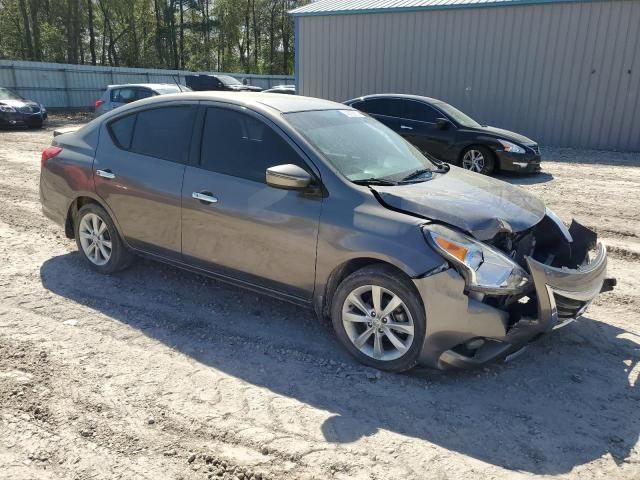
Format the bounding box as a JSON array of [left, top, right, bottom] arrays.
[[400, 168, 433, 183], [352, 178, 398, 186]]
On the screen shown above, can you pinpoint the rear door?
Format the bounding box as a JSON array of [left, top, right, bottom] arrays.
[[93, 102, 198, 259], [353, 98, 401, 131], [180, 104, 322, 299]]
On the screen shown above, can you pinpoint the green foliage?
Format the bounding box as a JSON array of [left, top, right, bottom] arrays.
[[0, 0, 307, 74]]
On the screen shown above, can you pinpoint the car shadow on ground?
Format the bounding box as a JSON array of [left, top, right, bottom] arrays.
[[40, 252, 640, 475], [496, 171, 554, 186]]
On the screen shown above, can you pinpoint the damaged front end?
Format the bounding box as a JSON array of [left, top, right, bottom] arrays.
[[414, 212, 614, 369]]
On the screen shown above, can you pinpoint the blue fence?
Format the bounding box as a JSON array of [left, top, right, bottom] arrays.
[[0, 59, 294, 109]]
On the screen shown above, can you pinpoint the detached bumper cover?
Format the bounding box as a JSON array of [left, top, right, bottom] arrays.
[[413, 242, 609, 370]]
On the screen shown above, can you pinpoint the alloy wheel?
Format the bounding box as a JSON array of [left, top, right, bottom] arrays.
[[341, 285, 415, 361], [78, 213, 112, 266], [462, 149, 485, 172]]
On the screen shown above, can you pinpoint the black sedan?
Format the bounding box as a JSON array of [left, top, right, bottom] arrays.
[[344, 94, 540, 175], [0, 87, 47, 128]]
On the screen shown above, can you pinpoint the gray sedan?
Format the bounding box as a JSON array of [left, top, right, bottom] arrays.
[[39, 92, 612, 371]]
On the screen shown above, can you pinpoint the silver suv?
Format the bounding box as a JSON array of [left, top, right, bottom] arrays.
[[94, 83, 190, 116]]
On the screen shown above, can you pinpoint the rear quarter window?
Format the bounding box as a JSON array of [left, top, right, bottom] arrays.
[[108, 113, 136, 149]]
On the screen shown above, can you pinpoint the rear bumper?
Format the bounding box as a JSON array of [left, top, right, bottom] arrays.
[[496, 150, 541, 173], [413, 241, 609, 370]]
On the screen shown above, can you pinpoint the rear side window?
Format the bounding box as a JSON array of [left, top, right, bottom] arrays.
[[200, 107, 304, 183], [358, 99, 403, 117], [111, 87, 137, 104], [108, 105, 196, 164]]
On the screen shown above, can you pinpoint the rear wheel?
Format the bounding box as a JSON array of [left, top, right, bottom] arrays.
[[74, 204, 133, 274], [461, 146, 495, 174], [331, 265, 426, 372]]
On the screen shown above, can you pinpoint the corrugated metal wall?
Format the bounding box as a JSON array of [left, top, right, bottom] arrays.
[[0, 60, 294, 109], [297, 0, 640, 151]]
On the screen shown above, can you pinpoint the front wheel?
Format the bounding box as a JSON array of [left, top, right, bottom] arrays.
[[331, 265, 426, 372], [74, 203, 133, 274], [461, 146, 495, 175]]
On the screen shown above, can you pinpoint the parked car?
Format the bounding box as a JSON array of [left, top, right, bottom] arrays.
[[94, 83, 190, 116], [40, 92, 612, 372], [0, 87, 47, 128], [263, 85, 296, 95], [185, 74, 262, 92], [345, 94, 541, 175]]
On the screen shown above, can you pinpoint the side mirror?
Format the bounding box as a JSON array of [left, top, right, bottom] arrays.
[[435, 117, 450, 130], [266, 164, 311, 190]]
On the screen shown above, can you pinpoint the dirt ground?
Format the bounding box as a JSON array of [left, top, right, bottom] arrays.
[[1, 114, 639, 480]]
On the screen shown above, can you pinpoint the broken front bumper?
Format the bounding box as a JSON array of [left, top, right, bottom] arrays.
[[413, 242, 609, 370]]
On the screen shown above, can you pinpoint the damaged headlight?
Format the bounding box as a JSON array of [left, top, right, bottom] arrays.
[[423, 224, 530, 294], [0, 105, 16, 113]]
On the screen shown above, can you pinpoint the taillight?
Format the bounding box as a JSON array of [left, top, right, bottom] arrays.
[[41, 146, 63, 168], [95, 99, 104, 109]]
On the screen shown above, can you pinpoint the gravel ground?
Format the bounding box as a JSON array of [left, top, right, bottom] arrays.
[[1, 114, 639, 480]]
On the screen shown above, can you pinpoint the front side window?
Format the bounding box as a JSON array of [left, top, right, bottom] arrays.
[[200, 107, 303, 183], [286, 109, 440, 183], [404, 101, 441, 123], [135, 88, 155, 100], [108, 105, 196, 164], [434, 101, 481, 128]]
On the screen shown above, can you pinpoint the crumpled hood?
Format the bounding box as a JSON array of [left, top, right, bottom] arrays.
[[476, 125, 535, 145], [371, 166, 546, 240]]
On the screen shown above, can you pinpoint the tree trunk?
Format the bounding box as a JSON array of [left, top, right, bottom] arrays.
[[179, 0, 185, 69], [18, 0, 34, 59], [153, 0, 165, 67], [87, 0, 97, 65], [29, 0, 42, 60]]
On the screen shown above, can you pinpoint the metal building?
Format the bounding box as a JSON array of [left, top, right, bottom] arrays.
[[291, 0, 640, 151]]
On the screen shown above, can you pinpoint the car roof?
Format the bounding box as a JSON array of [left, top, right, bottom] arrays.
[[109, 91, 345, 114], [107, 83, 184, 90], [345, 93, 443, 105]]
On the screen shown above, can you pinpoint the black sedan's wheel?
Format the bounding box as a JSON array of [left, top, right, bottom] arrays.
[[331, 265, 426, 372], [74, 203, 133, 274], [461, 146, 495, 174]]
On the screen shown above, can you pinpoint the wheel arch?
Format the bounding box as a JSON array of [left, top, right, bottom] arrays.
[[64, 193, 125, 242], [314, 257, 421, 323], [458, 144, 499, 172]]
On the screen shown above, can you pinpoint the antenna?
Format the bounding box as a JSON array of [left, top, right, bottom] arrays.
[[171, 75, 183, 91]]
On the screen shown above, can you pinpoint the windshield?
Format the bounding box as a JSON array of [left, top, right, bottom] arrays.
[[285, 109, 442, 183], [0, 87, 23, 101], [435, 101, 481, 128], [217, 75, 242, 86], [154, 84, 191, 94]]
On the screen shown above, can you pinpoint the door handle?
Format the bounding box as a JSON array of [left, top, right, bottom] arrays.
[[192, 191, 218, 204], [400, 125, 413, 130], [96, 169, 116, 179]]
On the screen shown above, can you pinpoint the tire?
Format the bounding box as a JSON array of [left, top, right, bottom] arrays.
[[74, 203, 134, 274], [331, 265, 426, 372], [461, 145, 495, 175]]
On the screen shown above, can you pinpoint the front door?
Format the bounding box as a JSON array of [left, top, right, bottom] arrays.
[[93, 103, 198, 258], [181, 105, 322, 299], [397, 100, 453, 161]]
